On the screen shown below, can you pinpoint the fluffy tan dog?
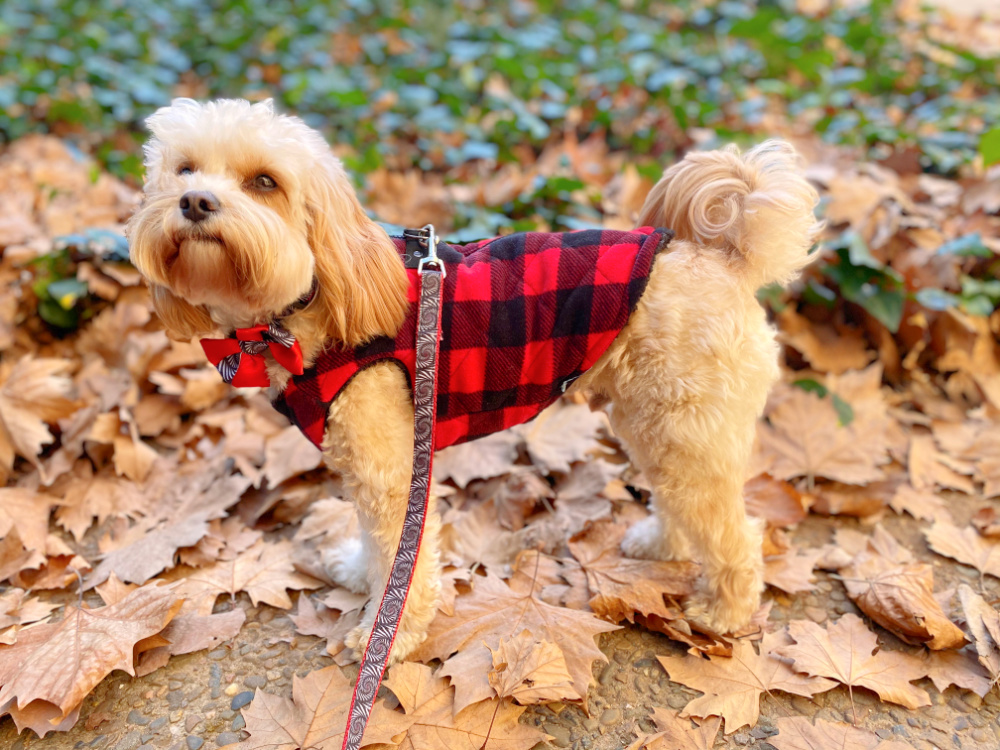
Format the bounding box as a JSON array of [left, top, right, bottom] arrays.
[[127, 98, 820, 661]]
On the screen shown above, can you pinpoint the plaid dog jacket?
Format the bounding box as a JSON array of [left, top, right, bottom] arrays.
[[271, 226, 672, 449]]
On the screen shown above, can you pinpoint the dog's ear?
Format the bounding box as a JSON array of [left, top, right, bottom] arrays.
[[304, 155, 409, 347], [149, 285, 215, 340]]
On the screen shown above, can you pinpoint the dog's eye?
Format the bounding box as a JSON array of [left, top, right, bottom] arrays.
[[178, 165, 193, 176], [252, 174, 277, 191]]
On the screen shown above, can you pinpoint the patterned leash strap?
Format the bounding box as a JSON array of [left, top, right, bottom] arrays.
[[341, 225, 445, 750]]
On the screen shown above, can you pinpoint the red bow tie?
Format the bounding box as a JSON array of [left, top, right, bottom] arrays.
[[201, 323, 304, 387]]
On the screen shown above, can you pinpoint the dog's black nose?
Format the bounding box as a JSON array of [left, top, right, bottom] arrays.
[[179, 191, 220, 223]]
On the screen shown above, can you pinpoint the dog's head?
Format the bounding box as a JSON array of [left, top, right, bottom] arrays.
[[127, 98, 408, 344]]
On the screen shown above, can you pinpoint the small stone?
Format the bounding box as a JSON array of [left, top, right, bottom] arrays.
[[955, 716, 969, 730], [892, 725, 906, 735], [167, 691, 185, 709], [613, 649, 629, 665], [186, 737, 204, 750], [804, 606, 827, 623], [907, 718, 920, 728], [209, 648, 229, 660], [113, 730, 143, 750], [265, 670, 282, 682], [224, 683, 240, 697], [210, 664, 223, 699], [127, 710, 150, 726], [141, 735, 154, 744], [667, 693, 687, 710], [965, 693, 983, 709], [231, 691, 255, 710], [169, 710, 183, 723], [600, 708, 621, 725], [544, 724, 571, 747], [972, 728, 990, 743], [245, 675, 267, 689], [149, 717, 168, 732], [875, 729, 893, 740], [751, 727, 775, 739], [185, 715, 203, 732], [733, 732, 751, 745], [220, 709, 237, 721], [583, 717, 598, 731], [215, 733, 240, 747]]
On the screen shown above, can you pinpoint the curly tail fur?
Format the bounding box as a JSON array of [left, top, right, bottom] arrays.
[[637, 140, 822, 288]]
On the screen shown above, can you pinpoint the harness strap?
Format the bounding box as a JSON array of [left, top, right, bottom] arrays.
[[341, 257, 444, 750]]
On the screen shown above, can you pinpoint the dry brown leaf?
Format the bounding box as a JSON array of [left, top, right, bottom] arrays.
[[469, 470, 553, 531], [778, 309, 873, 374], [433, 431, 521, 489], [908, 433, 975, 494], [842, 547, 966, 649], [924, 521, 1000, 580], [516, 402, 611, 474], [241, 664, 411, 750], [382, 661, 549, 750], [165, 539, 323, 614], [657, 631, 835, 732], [775, 614, 931, 710], [0, 488, 52, 554], [761, 388, 885, 485], [772, 716, 908, 750], [487, 630, 575, 704], [136, 608, 246, 677], [743, 474, 807, 528], [53, 465, 148, 541], [89, 514, 211, 586], [923, 648, 993, 697], [438, 644, 496, 716], [0, 357, 78, 484], [888, 485, 951, 523], [288, 595, 359, 659], [263, 426, 324, 487], [634, 708, 721, 750], [972, 506, 1000, 537], [957, 584, 1000, 679], [568, 521, 698, 622], [0, 582, 180, 734], [410, 571, 619, 702], [764, 548, 825, 594]]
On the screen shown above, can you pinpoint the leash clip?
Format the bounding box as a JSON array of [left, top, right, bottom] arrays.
[[407, 224, 446, 278]]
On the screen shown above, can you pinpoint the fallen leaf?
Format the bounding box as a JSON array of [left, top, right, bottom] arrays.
[[634, 708, 721, 750], [764, 548, 825, 594], [775, 614, 931, 710], [772, 716, 904, 750], [908, 433, 975, 494], [743, 474, 807, 528], [842, 547, 966, 649], [924, 521, 1000, 580], [88, 514, 211, 586], [289, 595, 359, 659], [410, 571, 619, 703], [263, 426, 323, 487], [516, 403, 611, 474], [0, 488, 52, 555], [923, 648, 993, 697], [957, 584, 1000, 679], [0, 582, 180, 733], [658, 631, 835, 732], [433, 431, 521, 489], [888, 485, 951, 523], [136, 608, 246, 677], [568, 521, 698, 622], [382, 661, 549, 750], [487, 630, 575, 704], [241, 664, 411, 749], [972, 507, 1000, 537]]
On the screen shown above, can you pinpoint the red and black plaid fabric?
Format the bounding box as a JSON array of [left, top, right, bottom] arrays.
[[273, 226, 672, 449]]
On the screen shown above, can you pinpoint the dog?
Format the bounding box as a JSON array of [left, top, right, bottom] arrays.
[[127, 98, 820, 661]]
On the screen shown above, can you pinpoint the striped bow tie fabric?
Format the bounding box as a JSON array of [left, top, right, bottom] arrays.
[[201, 322, 304, 387]]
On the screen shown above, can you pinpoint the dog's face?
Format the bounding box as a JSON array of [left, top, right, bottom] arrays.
[[128, 98, 410, 343]]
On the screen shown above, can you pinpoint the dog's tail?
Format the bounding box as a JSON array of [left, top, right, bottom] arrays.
[[637, 140, 822, 287]]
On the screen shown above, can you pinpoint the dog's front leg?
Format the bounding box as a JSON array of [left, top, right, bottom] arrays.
[[321, 362, 442, 663]]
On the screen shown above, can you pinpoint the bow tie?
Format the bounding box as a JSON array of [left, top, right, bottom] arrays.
[[201, 322, 304, 387]]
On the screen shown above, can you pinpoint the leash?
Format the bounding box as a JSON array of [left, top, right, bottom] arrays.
[[341, 225, 445, 750]]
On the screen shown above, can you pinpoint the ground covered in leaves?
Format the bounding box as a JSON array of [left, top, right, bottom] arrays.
[[2, 1, 1000, 749]]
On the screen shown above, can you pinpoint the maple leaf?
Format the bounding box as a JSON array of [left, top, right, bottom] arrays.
[[0, 357, 78, 484], [136, 608, 246, 677], [241, 664, 411, 750], [924, 521, 1000, 581], [632, 708, 721, 750], [0, 488, 52, 555], [908, 433, 975, 494], [382, 661, 549, 750], [567, 521, 698, 622], [972, 506, 1000, 537], [434, 430, 521, 489], [53, 464, 148, 541], [89, 514, 211, 586], [760, 387, 885, 486], [842, 546, 966, 650], [438, 644, 496, 716], [764, 548, 824, 594], [774, 614, 931, 712], [515, 402, 612, 474], [165, 539, 323, 615], [409, 571, 619, 702], [487, 630, 575, 704], [923, 648, 993, 697], [468, 470, 553, 531], [772, 716, 915, 750], [263, 426, 323, 487], [657, 631, 835, 732], [289, 595, 359, 659], [887, 484, 951, 523], [957, 584, 1000, 680], [778, 308, 873, 374], [743, 474, 807, 528], [0, 582, 180, 735]]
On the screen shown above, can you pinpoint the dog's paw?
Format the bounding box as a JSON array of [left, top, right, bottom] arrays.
[[683, 583, 760, 635], [622, 515, 693, 562], [322, 538, 369, 594]]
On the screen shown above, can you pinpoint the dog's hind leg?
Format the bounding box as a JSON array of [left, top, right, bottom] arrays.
[[321, 362, 443, 662]]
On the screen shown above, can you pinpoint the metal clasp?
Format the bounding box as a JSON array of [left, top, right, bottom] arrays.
[[408, 224, 446, 278]]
